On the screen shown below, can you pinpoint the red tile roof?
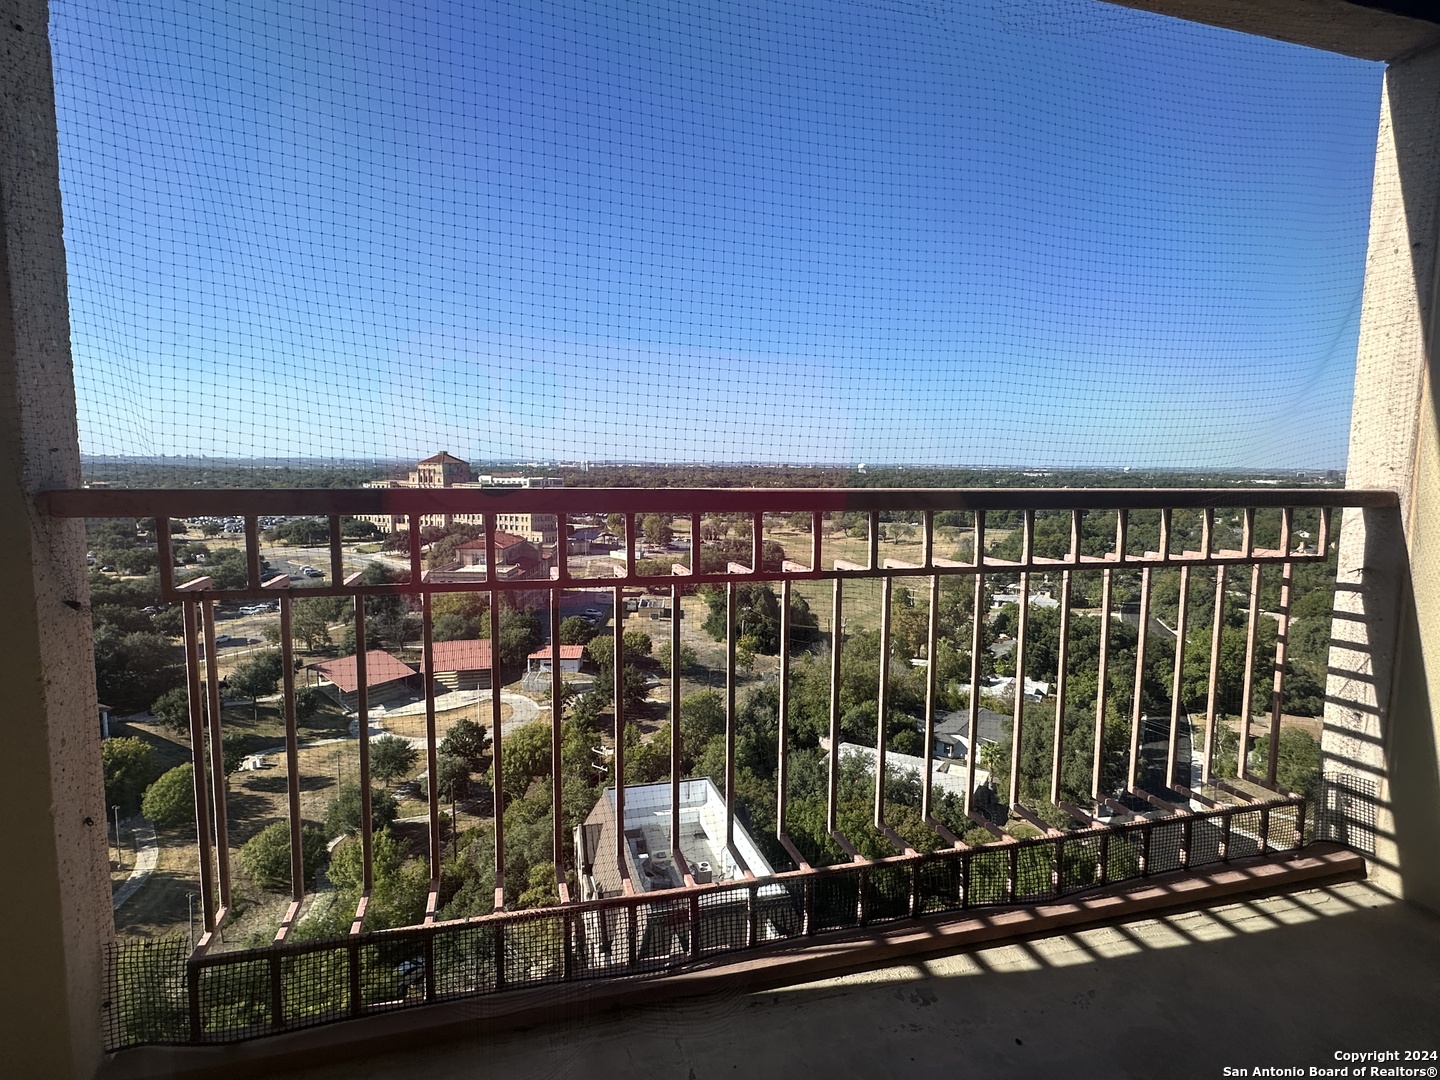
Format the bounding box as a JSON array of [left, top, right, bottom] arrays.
[[455, 530, 527, 551], [528, 645, 585, 661], [419, 451, 468, 465], [310, 650, 415, 694], [422, 638, 494, 673]]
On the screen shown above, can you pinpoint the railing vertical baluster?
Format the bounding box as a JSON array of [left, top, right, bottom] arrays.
[[777, 578, 792, 847], [725, 580, 737, 853], [613, 583, 627, 890], [279, 596, 304, 933], [1009, 511, 1033, 809], [1128, 565, 1152, 792], [486, 576, 504, 910], [552, 591, 566, 899], [965, 527, 985, 817], [183, 602, 216, 934], [201, 599, 231, 915], [1166, 564, 1190, 791], [1054, 521, 1077, 806], [354, 599, 373, 896], [421, 592, 442, 912], [621, 511, 636, 579], [921, 573, 939, 821], [156, 517, 174, 597], [826, 578, 844, 835], [328, 515, 343, 583], [1140, 823, 1152, 876], [1268, 510, 1294, 787], [244, 516, 261, 590], [1239, 560, 1262, 781], [875, 575, 892, 829], [867, 511, 879, 570], [668, 582, 682, 877], [1005, 844, 1017, 903], [1202, 564, 1226, 788]]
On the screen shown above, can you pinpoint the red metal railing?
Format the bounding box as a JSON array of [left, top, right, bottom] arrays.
[[42, 485, 1393, 1047]]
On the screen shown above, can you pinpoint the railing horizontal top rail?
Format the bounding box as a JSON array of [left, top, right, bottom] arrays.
[[38, 485, 1396, 518]]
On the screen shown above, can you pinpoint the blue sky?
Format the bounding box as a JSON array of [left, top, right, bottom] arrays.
[[51, 0, 1383, 468]]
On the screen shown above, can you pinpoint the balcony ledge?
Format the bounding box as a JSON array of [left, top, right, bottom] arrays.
[[99, 845, 1381, 1080]]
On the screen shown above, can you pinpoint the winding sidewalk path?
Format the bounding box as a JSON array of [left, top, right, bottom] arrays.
[[112, 819, 159, 911]]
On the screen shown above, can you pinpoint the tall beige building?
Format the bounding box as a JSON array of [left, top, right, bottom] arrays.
[[360, 451, 561, 543]]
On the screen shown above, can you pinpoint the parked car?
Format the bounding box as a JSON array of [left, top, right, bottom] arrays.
[[302, 567, 324, 578]]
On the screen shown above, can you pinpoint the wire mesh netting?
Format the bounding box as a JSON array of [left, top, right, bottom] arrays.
[[51, 0, 1380, 474], [105, 937, 189, 1049]]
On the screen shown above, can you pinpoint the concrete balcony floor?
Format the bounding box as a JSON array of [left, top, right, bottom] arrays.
[[274, 880, 1439, 1080]]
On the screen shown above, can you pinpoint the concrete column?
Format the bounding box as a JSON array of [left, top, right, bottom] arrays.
[[1324, 45, 1440, 912], [0, 1, 113, 1077]]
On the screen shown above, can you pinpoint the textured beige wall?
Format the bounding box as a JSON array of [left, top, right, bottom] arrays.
[[1323, 47, 1440, 912], [1103, 0, 1440, 62], [0, 1, 113, 1076]]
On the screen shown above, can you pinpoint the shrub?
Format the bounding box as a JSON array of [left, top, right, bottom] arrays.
[[141, 764, 195, 828], [239, 820, 328, 892], [324, 783, 398, 838]]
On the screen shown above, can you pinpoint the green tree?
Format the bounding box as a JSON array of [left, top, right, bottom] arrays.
[[622, 629, 652, 657], [436, 754, 472, 803], [294, 684, 322, 726], [370, 735, 418, 783], [325, 783, 398, 837], [141, 764, 195, 828], [558, 616, 596, 646], [227, 649, 284, 719], [102, 737, 161, 817], [655, 642, 699, 676], [1251, 728, 1322, 797], [515, 862, 560, 910], [220, 732, 249, 778], [292, 599, 333, 651], [640, 514, 673, 546], [240, 820, 329, 893], [496, 721, 552, 799], [439, 718, 491, 771], [150, 686, 190, 734]]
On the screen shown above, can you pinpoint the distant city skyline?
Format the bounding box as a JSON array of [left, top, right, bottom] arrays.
[[52, 1, 1382, 469]]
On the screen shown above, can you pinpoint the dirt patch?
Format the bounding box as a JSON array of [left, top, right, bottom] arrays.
[[380, 702, 513, 741]]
